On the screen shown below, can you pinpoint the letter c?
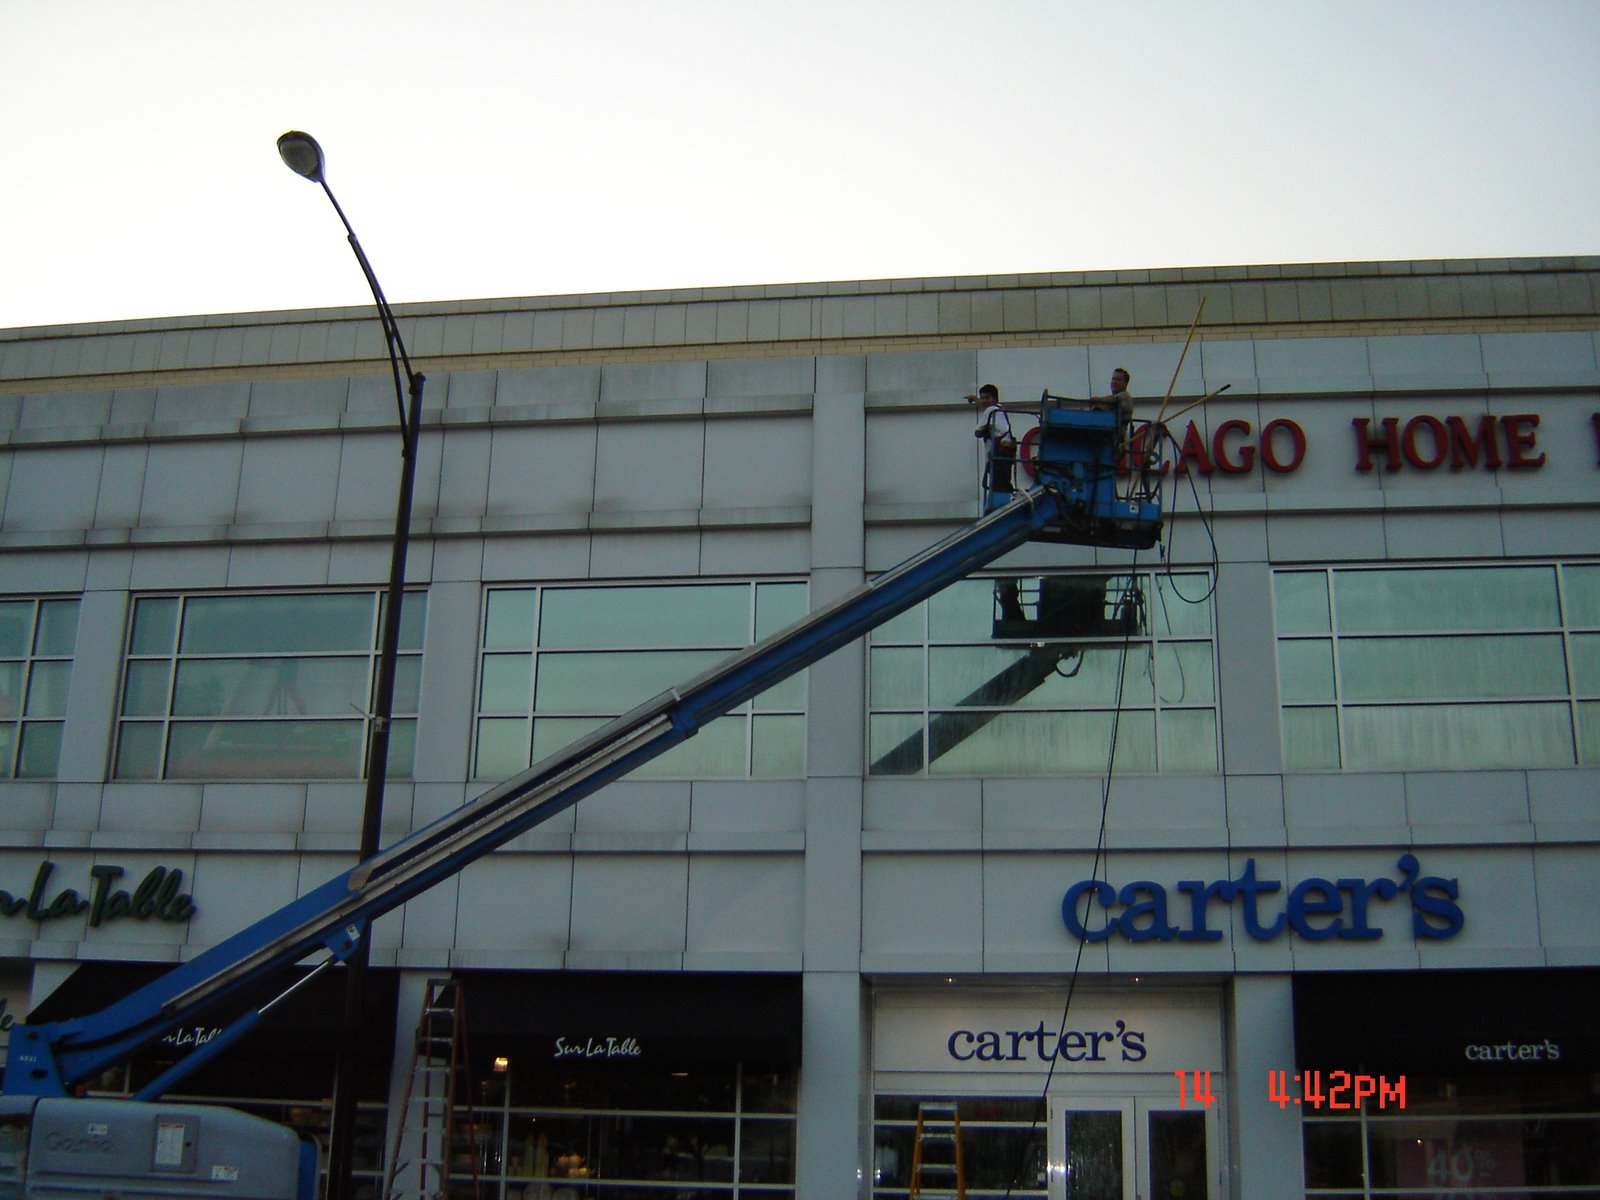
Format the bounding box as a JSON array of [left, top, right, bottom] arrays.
[[1063, 880, 1118, 942], [948, 1030, 976, 1061]]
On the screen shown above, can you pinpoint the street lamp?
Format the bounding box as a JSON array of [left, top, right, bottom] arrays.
[[277, 129, 425, 1200]]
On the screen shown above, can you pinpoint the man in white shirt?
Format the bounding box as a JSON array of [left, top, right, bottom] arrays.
[[965, 383, 1015, 495]]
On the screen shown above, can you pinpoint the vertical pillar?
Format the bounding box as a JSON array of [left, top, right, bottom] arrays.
[[795, 358, 870, 1197], [1226, 974, 1304, 1199]]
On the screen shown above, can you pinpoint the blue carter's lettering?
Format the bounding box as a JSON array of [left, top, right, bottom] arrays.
[[1061, 854, 1462, 945]]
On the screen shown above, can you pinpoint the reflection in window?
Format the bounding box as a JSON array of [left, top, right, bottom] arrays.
[[474, 582, 807, 780], [0, 597, 80, 779], [114, 591, 425, 781], [868, 572, 1217, 775], [1275, 564, 1600, 771]]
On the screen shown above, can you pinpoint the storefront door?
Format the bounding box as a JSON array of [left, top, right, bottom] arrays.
[[1056, 1096, 1215, 1200]]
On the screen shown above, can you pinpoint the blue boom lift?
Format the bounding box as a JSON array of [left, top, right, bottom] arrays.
[[0, 396, 1164, 1198]]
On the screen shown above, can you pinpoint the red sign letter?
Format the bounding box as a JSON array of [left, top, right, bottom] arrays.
[[1260, 419, 1306, 473], [1352, 417, 1401, 472], [1500, 414, 1546, 469]]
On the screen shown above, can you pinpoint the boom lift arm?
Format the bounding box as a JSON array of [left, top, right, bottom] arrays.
[[3, 399, 1163, 1101]]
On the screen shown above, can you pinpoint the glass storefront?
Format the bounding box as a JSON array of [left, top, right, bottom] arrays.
[[448, 971, 801, 1200], [448, 1057, 796, 1200], [1295, 969, 1600, 1199]]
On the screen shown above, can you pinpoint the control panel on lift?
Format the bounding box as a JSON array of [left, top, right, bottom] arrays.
[[985, 392, 1163, 551]]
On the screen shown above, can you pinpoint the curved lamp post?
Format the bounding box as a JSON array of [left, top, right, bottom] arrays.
[[277, 130, 425, 1200]]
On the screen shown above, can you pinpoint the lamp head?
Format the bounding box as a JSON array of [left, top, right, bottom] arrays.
[[277, 131, 326, 183]]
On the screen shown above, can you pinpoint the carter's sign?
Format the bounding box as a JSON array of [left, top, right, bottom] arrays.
[[1062, 854, 1463, 945]]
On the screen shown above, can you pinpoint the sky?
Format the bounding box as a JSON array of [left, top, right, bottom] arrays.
[[3, 0, 1598, 330]]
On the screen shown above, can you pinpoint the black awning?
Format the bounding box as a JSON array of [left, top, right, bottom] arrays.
[[1293, 968, 1600, 1074], [456, 970, 802, 1067], [25, 961, 398, 1054]]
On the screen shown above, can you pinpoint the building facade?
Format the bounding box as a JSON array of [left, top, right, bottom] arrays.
[[0, 257, 1597, 1199]]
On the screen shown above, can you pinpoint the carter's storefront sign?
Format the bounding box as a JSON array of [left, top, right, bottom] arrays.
[[1062, 854, 1463, 945], [874, 993, 1223, 1075]]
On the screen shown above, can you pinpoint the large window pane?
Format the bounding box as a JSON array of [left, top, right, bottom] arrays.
[[483, 589, 536, 648], [1579, 701, 1600, 764], [1152, 573, 1216, 636], [1564, 563, 1600, 625], [535, 649, 724, 713], [1154, 642, 1216, 705], [0, 662, 23, 718], [870, 647, 924, 708], [929, 709, 1156, 775], [929, 645, 1153, 709], [1339, 634, 1568, 701], [1283, 706, 1340, 770], [756, 581, 808, 639], [1343, 702, 1573, 770], [1278, 639, 1335, 702], [172, 657, 369, 717], [539, 585, 747, 648], [475, 717, 530, 779], [16, 723, 63, 778], [34, 600, 80, 655], [1334, 565, 1559, 632], [23, 660, 71, 717], [1570, 632, 1600, 694], [130, 595, 179, 654], [752, 714, 804, 777], [121, 661, 171, 717], [0, 603, 31, 656], [478, 653, 532, 712], [1274, 570, 1331, 634], [180, 593, 375, 654], [166, 720, 364, 779], [114, 722, 164, 778], [1162, 709, 1219, 772]]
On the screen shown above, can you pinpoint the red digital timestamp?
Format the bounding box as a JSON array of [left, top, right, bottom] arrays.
[[1174, 1070, 1408, 1109], [1268, 1069, 1406, 1110]]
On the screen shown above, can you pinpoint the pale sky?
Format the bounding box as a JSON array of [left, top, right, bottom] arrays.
[[4, 0, 1597, 330]]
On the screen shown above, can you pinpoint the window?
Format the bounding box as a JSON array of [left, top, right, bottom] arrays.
[[1304, 1072, 1600, 1197], [874, 1095, 1046, 1198], [868, 572, 1218, 775], [464, 1059, 796, 1199], [1275, 564, 1600, 770], [0, 597, 80, 779], [113, 591, 425, 781], [474, 581, 808, 780]]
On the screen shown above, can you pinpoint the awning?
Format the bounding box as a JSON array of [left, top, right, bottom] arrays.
[[457, 970, 802, 1067], [24, 961, 398, 1056], [1293, 968, 1600, 1074]]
